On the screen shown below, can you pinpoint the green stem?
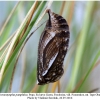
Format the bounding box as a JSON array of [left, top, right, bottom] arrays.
[[67, 1, 95, 92], [3, 1, 47, 78], [77, 50, 100, 92]]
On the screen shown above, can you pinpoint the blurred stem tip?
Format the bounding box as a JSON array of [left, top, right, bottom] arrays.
[[51, 81, 60, 93], [30, 84, 39, 93]]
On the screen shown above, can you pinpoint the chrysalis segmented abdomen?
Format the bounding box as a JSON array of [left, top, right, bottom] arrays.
[[37, 9, 70, 85]]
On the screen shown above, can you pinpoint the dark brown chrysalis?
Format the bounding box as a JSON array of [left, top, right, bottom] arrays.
[[37, 9, 70, 85]]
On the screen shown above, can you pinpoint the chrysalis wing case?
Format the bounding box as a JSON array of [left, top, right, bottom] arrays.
[[37, 9, 70, 85]]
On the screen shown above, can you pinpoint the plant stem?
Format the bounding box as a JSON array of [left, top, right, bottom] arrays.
[[67, 1, 95, 92]]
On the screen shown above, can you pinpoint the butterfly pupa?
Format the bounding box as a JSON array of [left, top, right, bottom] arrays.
[[37, 9, 70, 85]]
